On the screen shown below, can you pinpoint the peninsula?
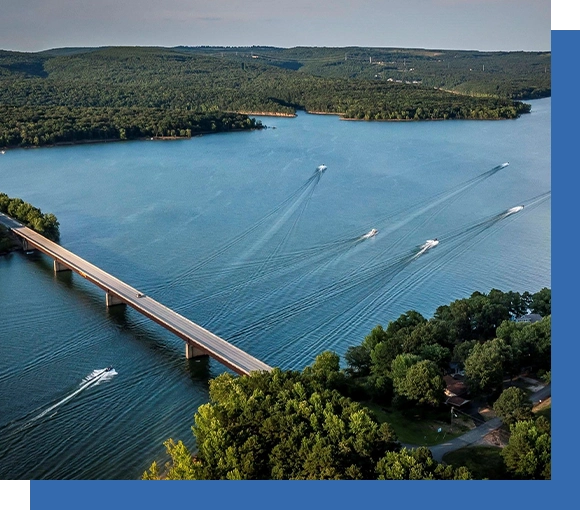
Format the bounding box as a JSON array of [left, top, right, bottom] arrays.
[[0, 46, 549, 148]]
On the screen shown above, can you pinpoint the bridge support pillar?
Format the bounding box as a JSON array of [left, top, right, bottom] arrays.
[[106, 292, 125, 307], [21, 239, 31, 251], [54, 260, 71, 273], [185, 342, 208, 359]]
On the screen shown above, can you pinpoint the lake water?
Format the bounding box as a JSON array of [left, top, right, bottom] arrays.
[[0, 98, 550, 479]]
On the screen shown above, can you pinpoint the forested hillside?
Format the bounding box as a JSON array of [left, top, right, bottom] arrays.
[[177, 46, 551, 99], [0, 46, 550, 148]]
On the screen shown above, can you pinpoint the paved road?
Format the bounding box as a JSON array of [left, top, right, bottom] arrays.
[[1, 213, 272, 375], [429, 417, 502, 462], [428, 383, 551, 462]]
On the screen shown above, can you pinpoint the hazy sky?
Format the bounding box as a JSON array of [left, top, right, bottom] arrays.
[[2, 0, 550, 53]]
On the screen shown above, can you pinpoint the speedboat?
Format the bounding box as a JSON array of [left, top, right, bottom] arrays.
[[317, 164, 327, 172], [417, 238, 439, 255], [105, 366, 113, 372], [505, 205, 524, 216], [362, 228, 378, 239]]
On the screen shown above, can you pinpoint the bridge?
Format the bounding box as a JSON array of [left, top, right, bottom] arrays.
[[0, 212, 272, 376]]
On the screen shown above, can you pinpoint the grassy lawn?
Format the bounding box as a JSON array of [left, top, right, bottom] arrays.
[[533, 398, 551, 422], [363, 401, 474, 446], [443, 446, 509, 479]]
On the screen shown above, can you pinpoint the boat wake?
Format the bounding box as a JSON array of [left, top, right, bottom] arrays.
[[360, 228, 378, 240], [503, 205, 524, 217], [413, 238, 439, 258], [16, 368, 117, 431]]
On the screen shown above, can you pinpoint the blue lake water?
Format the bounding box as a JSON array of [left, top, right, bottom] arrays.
[[0, 98, 550, 479]]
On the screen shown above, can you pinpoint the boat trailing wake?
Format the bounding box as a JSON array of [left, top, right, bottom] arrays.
[[359, 229, 378, 240], [14, 368, 117, 431], [503, 205, 524, 217], [413, 238, 439, 258]]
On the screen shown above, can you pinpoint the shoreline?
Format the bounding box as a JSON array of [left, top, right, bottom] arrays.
[[270, 109, 521, 122], [0, 126, 265, 151], [0, 103, 537, 151], [339, 116, 510, 122], [235, 111, 296, 118]]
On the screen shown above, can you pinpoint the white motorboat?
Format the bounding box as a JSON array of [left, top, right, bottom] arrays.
[[415, 238, 439, 257], [362, 228, 378, 239], [505, 205, 524, 216]]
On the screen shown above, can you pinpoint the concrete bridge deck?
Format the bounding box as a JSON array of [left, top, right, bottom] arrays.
[[0, 212, 272, 376]]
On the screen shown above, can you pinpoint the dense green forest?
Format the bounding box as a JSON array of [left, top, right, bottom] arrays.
[[0, 193, 60, 241], [0, 45, 549, 147], [143, 288, 551, 480], [341, 288, 550, 404], [177, 46, 551, 99], [0, 107, 262, 147]]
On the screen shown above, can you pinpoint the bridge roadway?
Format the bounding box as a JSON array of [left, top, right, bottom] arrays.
[[0, 213, 272, 376]]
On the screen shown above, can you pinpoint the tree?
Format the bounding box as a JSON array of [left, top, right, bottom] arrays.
[[530, 287, 551, 316], [344, 345, 372, 376], [384, 310, 426, 337], [502, 418, 551, 479], [452, 339, 477, 365], [370, 337, 402, 379], [142, 439, 204, 480], [303, 350, 345, 390], [498, 316, 551, 374], [401, 320, 453, 354], [362, 324, 388, 351], [376, 447, 471, 480], [456, 291, 512, 339], [434, 292, 514, 342], [464, 338, 512, 395], [0, 193, 60, 241], [390, 353, 421, 386], [493, 387, 533, 425], [488, 288, 530, 317], [434, 299, 473, 343], [512, 315, 551, 371], [419, 343, 451, 371], [496, 319, 526, 344], [367, 314, 428, 377], [145, 369, 401, 480], [392, 357, 445, 407]]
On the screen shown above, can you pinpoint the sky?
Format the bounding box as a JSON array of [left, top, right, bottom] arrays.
[[1, 0, 550, 53]]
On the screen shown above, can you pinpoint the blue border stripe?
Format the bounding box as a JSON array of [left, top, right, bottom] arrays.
[[551, 30, 576, 486]]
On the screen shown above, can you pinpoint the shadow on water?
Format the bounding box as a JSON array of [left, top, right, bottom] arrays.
[[20, 249, 105, 307], [106, 303, 221, 384], [186, 355, 212, 381], [19, 248, 220, 384]]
